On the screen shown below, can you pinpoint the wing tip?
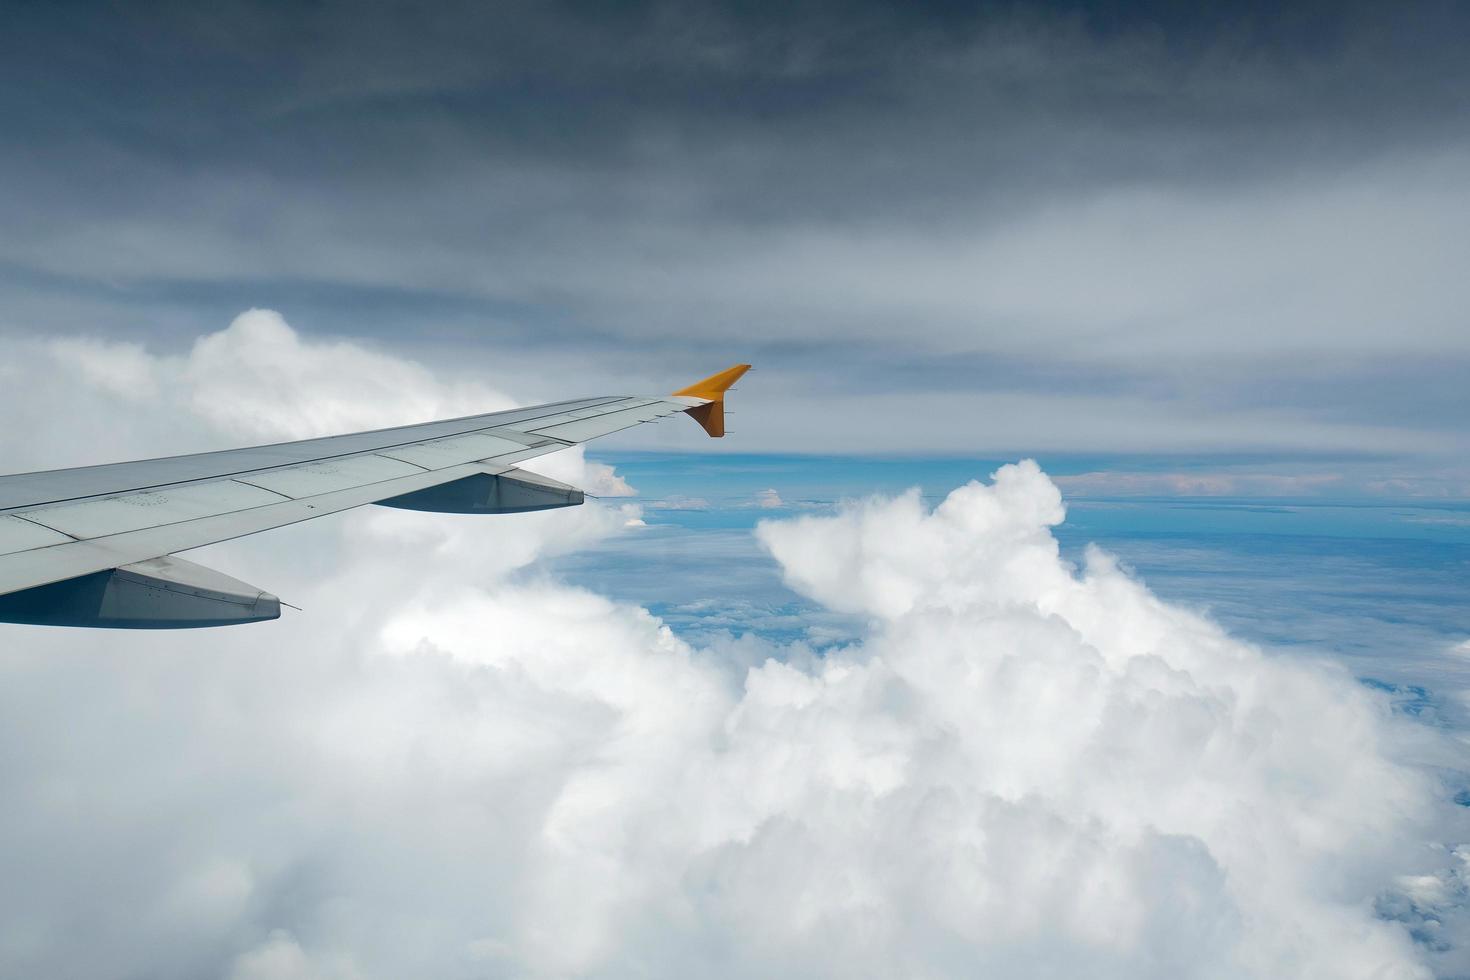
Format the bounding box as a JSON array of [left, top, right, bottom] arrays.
[[671, 363, 751, 400], [673, 363, 751, 438]]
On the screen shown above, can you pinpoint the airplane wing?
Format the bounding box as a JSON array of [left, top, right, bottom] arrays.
[[0, 363, 749, 629]]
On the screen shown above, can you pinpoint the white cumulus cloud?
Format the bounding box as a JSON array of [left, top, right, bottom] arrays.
[[0, 317, 1463, 979]]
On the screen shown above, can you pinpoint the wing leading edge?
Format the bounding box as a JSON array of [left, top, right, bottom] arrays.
[[0, 363, 750, 628]]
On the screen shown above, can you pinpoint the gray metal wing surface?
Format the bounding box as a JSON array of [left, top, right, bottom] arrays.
[[0, 363, 749, 628]]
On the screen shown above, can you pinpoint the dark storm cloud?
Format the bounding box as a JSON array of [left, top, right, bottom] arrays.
[[6, 1, 1459, 177], [0, 1, 1466, 457], [2, 0, 1463, 262]]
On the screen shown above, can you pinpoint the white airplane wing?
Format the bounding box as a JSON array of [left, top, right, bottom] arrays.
[[0, 364, 749, 629]]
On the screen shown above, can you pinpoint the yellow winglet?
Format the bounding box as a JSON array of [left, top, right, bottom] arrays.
[[672, 363, 751, 438]]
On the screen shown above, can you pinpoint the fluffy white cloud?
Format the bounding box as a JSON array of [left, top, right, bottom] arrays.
[[756, 463, 1467, 976], [2, 309, 625, 499], [0, 316, 1462, 979], [180, 308, 514, 441]]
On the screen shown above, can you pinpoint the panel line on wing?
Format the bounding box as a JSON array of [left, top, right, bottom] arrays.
[[13, 481, 294, 541], [0, 513, 80, 554], [369, 452, 432, 472]]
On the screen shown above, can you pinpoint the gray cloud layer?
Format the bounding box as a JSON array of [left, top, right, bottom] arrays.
[[0, 1, 1466, 458]]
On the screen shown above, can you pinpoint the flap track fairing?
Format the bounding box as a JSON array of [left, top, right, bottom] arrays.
[[0, 556, 280, 629], [374, 467, 584, 514]]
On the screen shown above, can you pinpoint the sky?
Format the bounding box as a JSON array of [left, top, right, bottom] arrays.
[[1, 0, 1468, 469], [1, 2, 1469, 978]]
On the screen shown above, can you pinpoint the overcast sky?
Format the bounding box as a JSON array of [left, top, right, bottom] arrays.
[[0, 0, 1466, 464]]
